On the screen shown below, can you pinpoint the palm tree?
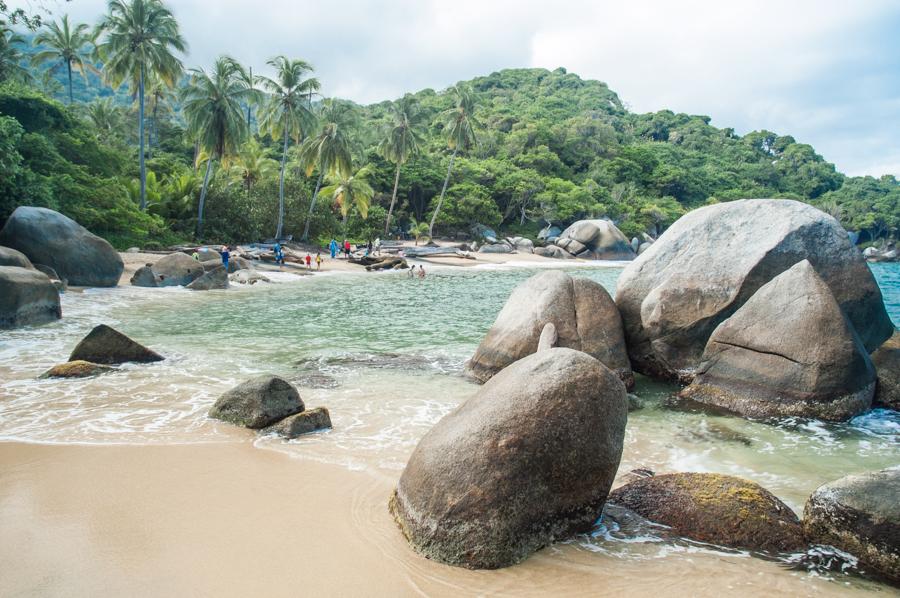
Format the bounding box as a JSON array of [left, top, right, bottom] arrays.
[[0, 22, 30, 84], [226, 58, 262, 131], [429, 85, 480, 238], [86, 97, 126, 140], [181, 57, 250, 239], [145, 73, 174, 156], [378, 95, 424, 236], [229, 138, 278, 197], [297, 99, 356, 241], [409, 218, 430, 246], [257, 56, 318, 240], [319, 164, 374, 233], [95, 0, 186, 211], [30, 15, 97, 104]]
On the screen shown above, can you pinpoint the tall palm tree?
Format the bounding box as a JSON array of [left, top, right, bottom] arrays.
[[229, 138, 278, 197], [30, 15, 97, 104], [145, 73, 174, 156], [181, 57, 250, 239], [226, 58, 261, 131], [378, 95, 424, 236], [429, 85, 480, 238], [319, 164, 374, 233], [95, 0, 186, 211], [257, 56, 318, 240], [297, 99, 356, 241], [0, 22, 30, 84]]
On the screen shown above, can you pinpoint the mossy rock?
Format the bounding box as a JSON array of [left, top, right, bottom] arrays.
[[40, 360, 116, 379], [607, 472, 804, 553]]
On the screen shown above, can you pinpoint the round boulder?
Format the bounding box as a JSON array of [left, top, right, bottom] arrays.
[[556, 219, 635, 260], [804, 467, 900, 582], [391, 348, 627, 569], [679, 260, 876, 421], [478, 243, 513, 254], [615, 199, 894, 382], [144, 252, 205, 287], [0, 206, 123, 287], [872, 331, 900, 411], [263, 407, 332, 439], [466, 270, 633, 388], [607, 472, 805, 553], [0, 265, 61, 329], [0, 245, 33, 269], [209, 375, 305, 429]]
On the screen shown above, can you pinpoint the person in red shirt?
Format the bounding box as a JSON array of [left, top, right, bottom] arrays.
[[344, 240, 351, 258], [305, 253, 312, 269]]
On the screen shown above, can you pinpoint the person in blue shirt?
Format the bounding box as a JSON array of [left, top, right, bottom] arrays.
[[273, 242, 284, 268], [329, 238, 338, 259], [221, 246, 230, 271]]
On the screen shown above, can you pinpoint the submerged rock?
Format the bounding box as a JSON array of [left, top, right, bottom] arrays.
[[614, 199, 894, 382], [264, 407, 332, 439], [0, 266, 61, 329], [209, 375, 304, 429], [186, 266, 228, 290], [390, 348, 627, 569], [68, 324, 164, 365], [804, 467, 900, 583], [40, 360, 116, 379], [607, 472, 805, 553], [679, 261, 875, 421], [872, 331, 900, 411], [466, 271, 633, 388], [0, 206, 123, 287], [0, 245, 34, 269]]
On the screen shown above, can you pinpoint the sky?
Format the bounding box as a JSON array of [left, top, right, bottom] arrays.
[[13, 0, 900, 177]]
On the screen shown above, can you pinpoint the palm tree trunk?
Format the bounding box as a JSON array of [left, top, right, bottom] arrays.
[[138, 64, 147, 211], [275, 123, 289, 240], [429, 146, 458, 238], [66, 61, 73, 104], [196, 156, 215, 240], [247, 67, 253, 130], [301, 171, 325, 241], [384, 162, 401, 236], [149, 101, 158, 159]]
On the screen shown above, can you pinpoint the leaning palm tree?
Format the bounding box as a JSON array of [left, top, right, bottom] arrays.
[[181, 57, 250, 239], [257, 56, 318, 240], [378, 94, 424, 236], [229, 138, 278, 197], [0, 22, 31, 84], [30, 15, 97, 104], [429, 85, 480, 238], [95, 0, 186, 211], [297, 99, 356, 241], [319, 164, 375, 233]]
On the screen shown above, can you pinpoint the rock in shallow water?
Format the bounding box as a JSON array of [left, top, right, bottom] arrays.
[[187, 266, 228, 290], [391, 348, 627, 569], [465, 270, 633, 388], [0, 266, 61, 329], [607, 472, 805, 553], [679, 260, 876, 421], [264, 407, 332, 439], [803, 467, 900, 583], [209, 375, 304, 429], [0, 206, 123, 287], [40, 360, 116, 379], [69, 324, 164, 365], [614, 199, 894, 382]]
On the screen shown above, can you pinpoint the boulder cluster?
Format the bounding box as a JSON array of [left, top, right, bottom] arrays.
[[390, 198, 899, 578], [40, 324, 164, 379], [208, 375, 332, 440]]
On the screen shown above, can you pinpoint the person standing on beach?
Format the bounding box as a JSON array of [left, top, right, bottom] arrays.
[[330, 239, 338, 259], [305, 253, 312, 270], [274, 243, 284, 269], [221, 246, 230, 272], [315, 252, 323, 270], [344, 240, 351, 259]]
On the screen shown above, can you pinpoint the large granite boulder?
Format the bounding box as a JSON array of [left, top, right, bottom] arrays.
[[679, 261, 876, 421], [537, 225, 562, 240], [533, 245, 573, 259], [466, 271, 633, 388], [129, 265, 159, 287], [0, 266, 61, 329], [143, 252, 204, 287], [0, 245, 33, 269], [872, 331, 900, 411], [556, 219, 635, 260], [186, 266, 228, 290], [615, 199, 894, 382], [608, 472, 805, 552], [263, 407, 332, 439], [69, 324, 164, 365], [478, 243, 513, 254], [0, 206, 123, 287], [209, 375, 305, 429], [804, 467, 900, 582], [390, 348, 627, 569]]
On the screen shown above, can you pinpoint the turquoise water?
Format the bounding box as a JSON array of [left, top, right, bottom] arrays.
[[871, 262, 900, 327]]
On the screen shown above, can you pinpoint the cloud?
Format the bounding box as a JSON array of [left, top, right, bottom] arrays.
[[13, 0, 900, 176]]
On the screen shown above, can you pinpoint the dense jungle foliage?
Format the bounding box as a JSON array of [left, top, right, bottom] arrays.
[[0, 3, 897, 249]]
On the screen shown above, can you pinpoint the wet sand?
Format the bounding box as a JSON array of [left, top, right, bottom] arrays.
[[0, 441, 880, 597]]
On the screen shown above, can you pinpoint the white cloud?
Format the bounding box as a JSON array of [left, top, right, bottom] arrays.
[[12, 0, 900, 176]]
